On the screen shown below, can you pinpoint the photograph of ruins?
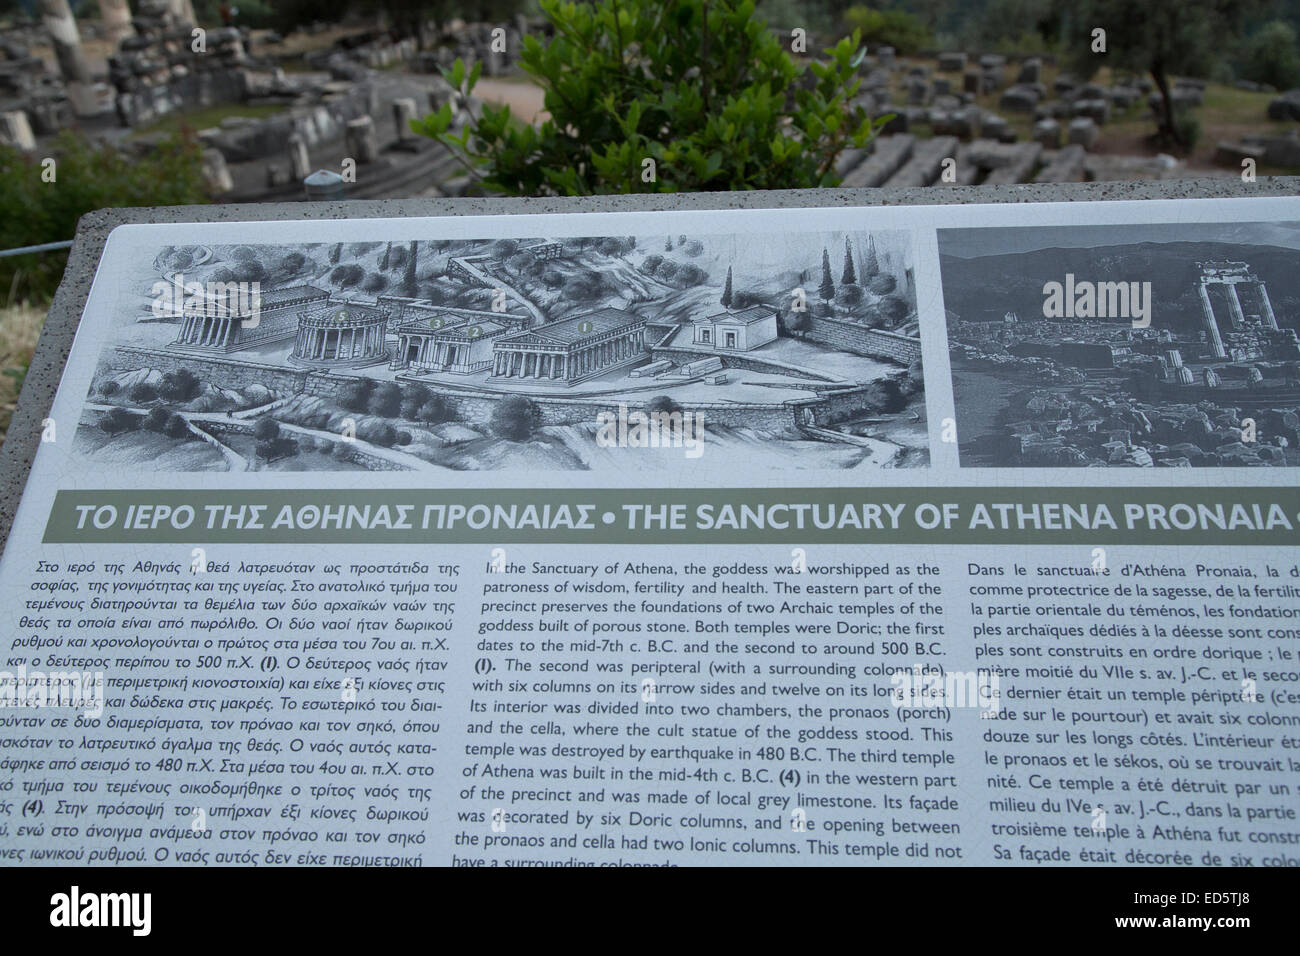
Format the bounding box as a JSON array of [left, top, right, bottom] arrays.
[[73, 230, 926, 472], [939, 221, 1300, 467]]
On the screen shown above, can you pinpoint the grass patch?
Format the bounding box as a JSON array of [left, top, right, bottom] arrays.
[[132, 103, 287, 138], [1199, 84, 1291, 132], [885, 57, 1297, 172]]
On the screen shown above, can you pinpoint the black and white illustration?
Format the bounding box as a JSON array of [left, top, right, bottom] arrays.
[[75, 231, 926, 472], [939, 222, 1300, 468]]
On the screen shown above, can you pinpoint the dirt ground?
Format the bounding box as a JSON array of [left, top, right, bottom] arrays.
[[473, 77, 549, 123]]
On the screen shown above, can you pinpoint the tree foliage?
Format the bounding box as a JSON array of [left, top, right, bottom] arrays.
[[158, 369, 202, 403], [100, 407, 138, 435], [414, 0, 887, 194], [841, 5, 932, 53], [403, 240, 419, 296], [490, 395, 542, 440], [340, 379, 376, 413], [1058, 0, 1265, 149], [129, 382, 159, 404], [819, 248, 835, 302], [1239, 20, 1300, 92], [369, 382, 404, 418], [781, 308, 811, 337], [0, 131, 207, 303]]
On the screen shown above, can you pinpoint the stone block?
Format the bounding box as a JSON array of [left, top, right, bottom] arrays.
[[1033, 118, 1061, 149], [1000, 83, 1040, 112], [1034, 143, 1086, 182], [392, 97, 418, 143], [1072, 97, 1110, 124], [1068, 116, 1098, 149], [0, 110, 35, 151], [345, 114, 379, 164]]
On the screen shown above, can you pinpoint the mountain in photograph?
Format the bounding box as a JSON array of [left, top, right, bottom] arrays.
[[941, 228, 1300, 469]]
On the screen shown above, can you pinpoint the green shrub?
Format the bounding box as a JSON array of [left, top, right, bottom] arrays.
[[836, 284, 865, 309], [867, 294, 910, 326], [1173, 109, 1201, 152], [415, 0, 887, 195], [0, 131, 208, 303], [841, 6, 932, 54], [1239, 20, 1300, 92]]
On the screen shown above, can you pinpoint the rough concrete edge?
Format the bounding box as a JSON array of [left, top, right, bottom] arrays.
[[2, 177, 1298, 553]]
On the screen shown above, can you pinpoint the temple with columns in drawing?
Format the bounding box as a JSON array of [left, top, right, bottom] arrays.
[[171, 285, 328, 353], [290, 302, 390, 368], [488, 308, 648, 385], [391, 316, 516, 375]]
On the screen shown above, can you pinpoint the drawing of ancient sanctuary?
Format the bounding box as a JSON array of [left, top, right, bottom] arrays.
[[171, 286, 773, 386], [81, 232, 928, 473]]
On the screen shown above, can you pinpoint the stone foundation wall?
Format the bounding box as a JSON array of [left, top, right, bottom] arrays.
[[798, 383, 907, 426], [106, 346, 310, 393], [649, 347, 829, 381], [801, 317, 922, 363], [406, 389, 799, 434], [110, 346, 803, 434]]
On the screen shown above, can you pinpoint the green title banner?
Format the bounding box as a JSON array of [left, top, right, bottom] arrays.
[[41, 487, 1300, 547]]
